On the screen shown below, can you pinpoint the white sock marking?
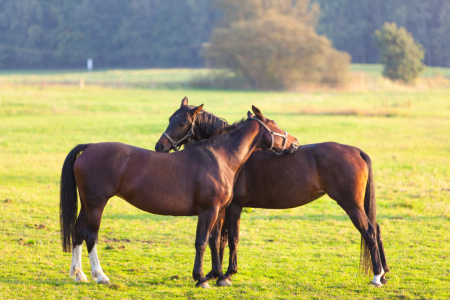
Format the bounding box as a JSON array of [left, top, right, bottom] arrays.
[[70, 245, 88, 282], [372, 268, 384, 286], [88, 243, 110, 284]]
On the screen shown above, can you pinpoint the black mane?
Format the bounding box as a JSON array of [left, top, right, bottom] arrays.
[[189, 118, 248, 147], [195, 110, 229, 137]]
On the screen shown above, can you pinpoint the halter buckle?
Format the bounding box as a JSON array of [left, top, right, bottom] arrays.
[[162, 121, 195, 151], [250, 118, 289, 155]]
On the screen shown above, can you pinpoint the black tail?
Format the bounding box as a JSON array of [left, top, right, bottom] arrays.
[[60, 144, 90, 252], [359, 151, 376, 275]]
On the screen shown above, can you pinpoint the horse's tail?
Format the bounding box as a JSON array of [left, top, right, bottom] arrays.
[[359, 150, 376, 275], [60, 144, 90, 253]]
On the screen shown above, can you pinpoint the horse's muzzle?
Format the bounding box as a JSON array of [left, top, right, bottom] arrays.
[[287, 143, 299, 154]]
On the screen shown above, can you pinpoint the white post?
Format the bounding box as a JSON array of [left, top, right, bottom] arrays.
[[87, 59, 93, 72]]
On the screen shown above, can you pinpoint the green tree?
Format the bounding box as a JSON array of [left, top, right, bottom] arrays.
[[209, 0, 350, 90], [374, 22, 425, 83]]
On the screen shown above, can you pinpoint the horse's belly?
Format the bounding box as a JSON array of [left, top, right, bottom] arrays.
[[245, 191, 325, 209], [118, 192, 196, 216]]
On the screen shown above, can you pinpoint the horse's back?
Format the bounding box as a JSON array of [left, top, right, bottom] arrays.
[[73, 143, 138, 198]]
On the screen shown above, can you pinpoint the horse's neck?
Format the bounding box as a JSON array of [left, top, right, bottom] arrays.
[[212, 121, 261, 173]]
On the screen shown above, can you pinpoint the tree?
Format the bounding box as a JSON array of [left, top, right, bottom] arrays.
[[209, 0, 350, 90], [374, 22, 425, 83]]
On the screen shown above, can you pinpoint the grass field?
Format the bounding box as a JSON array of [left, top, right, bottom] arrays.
[[351, 64, 450, 78], [1, 64, 449, 89], [0, 74, 450, 299]]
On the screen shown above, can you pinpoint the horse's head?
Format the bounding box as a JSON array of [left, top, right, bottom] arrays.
[[155, 97, 203, 153], [248, 105, 299, 155]]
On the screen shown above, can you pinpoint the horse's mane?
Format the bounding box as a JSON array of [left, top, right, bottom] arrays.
[[195, 110, 229, 137], [189, 117, 248, 147]]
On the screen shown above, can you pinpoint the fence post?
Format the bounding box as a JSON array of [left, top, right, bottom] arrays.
[[80, 77, 85, 90], [41, 79, 45, 90]]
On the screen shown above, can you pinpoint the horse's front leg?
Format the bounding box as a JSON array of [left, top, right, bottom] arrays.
[[205, 210, 228, 282], [209, 209, 231, 286], [193, 206, 220, 288], [224, 202, 243, 279]]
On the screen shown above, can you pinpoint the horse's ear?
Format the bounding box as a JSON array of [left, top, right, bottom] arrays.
[[252, 105, 266, 121], [181, 96, 188, 107], [189, 104, 203, 118], [247, 111, 254, 119]]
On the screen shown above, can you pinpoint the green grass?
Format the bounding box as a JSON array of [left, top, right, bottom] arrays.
[[0, 82, 449, 299], [0, 68, 209, 88], [1, 63, 449, 88], [351, 63, 450, 78]]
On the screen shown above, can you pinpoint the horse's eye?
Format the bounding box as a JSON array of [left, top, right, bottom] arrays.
[[179, 124, 185, 127]]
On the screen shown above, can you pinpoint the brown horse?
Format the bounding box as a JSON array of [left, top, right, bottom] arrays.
[[155, 98, 389, 287], [59, 105, 299, 288]]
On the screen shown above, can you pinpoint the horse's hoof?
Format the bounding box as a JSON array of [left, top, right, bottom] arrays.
[[75, 276, 88, 283], [371, 281, 383, 288], [98, 279, 111, 285], [217, 278, 232, 287], [381, 277, 388, 285], [198, 282, 211, 289]]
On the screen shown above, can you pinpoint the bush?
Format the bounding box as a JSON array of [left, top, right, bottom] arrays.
[[374, 22, 425, 84], [208, 0, 350, 90]]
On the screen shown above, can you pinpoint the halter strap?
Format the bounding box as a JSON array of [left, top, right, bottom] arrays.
[[162, 121, 195, 151], [250, 117, 288, 155]]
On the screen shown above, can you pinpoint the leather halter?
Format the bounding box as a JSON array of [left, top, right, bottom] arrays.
[[163, 121, 195, 151], [251, 117, 289, 155]]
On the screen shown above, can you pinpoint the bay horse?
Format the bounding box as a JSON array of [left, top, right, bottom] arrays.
[[155, 97, 389, 287], [59, 105, 299, 288]]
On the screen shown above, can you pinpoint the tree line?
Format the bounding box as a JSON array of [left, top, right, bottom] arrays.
[[0, 0, 216, 68], [0, 0, 449, 69], [314, 0, 450, 67]]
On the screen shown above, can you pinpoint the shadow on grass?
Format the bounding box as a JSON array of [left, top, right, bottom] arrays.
[[247, 214, 350, 222], [245, 213, 449, 222], [103, 212, 449, 222], [0, 276, 193, 289]]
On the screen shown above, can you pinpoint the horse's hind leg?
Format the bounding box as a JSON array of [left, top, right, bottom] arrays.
[[70, 207, 88, 282], [343, 206, 384, 287], [224, 203, 243, 279], [218, 217, 229, 274], [85, 206, 110, 284], [377, 223, 389, 284]]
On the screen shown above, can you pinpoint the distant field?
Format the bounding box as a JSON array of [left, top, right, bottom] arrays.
[[351, 63, 450, 78], [0, 82, 449, 299], [0, 68, 209, 88], [1, 64, 449, 88]]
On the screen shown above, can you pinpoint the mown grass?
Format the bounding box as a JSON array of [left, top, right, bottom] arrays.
[[1, 64, 449, 88], [0, 83, 449, 299], [351, 63, 450, 78], [0, 69, 209, 88]]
